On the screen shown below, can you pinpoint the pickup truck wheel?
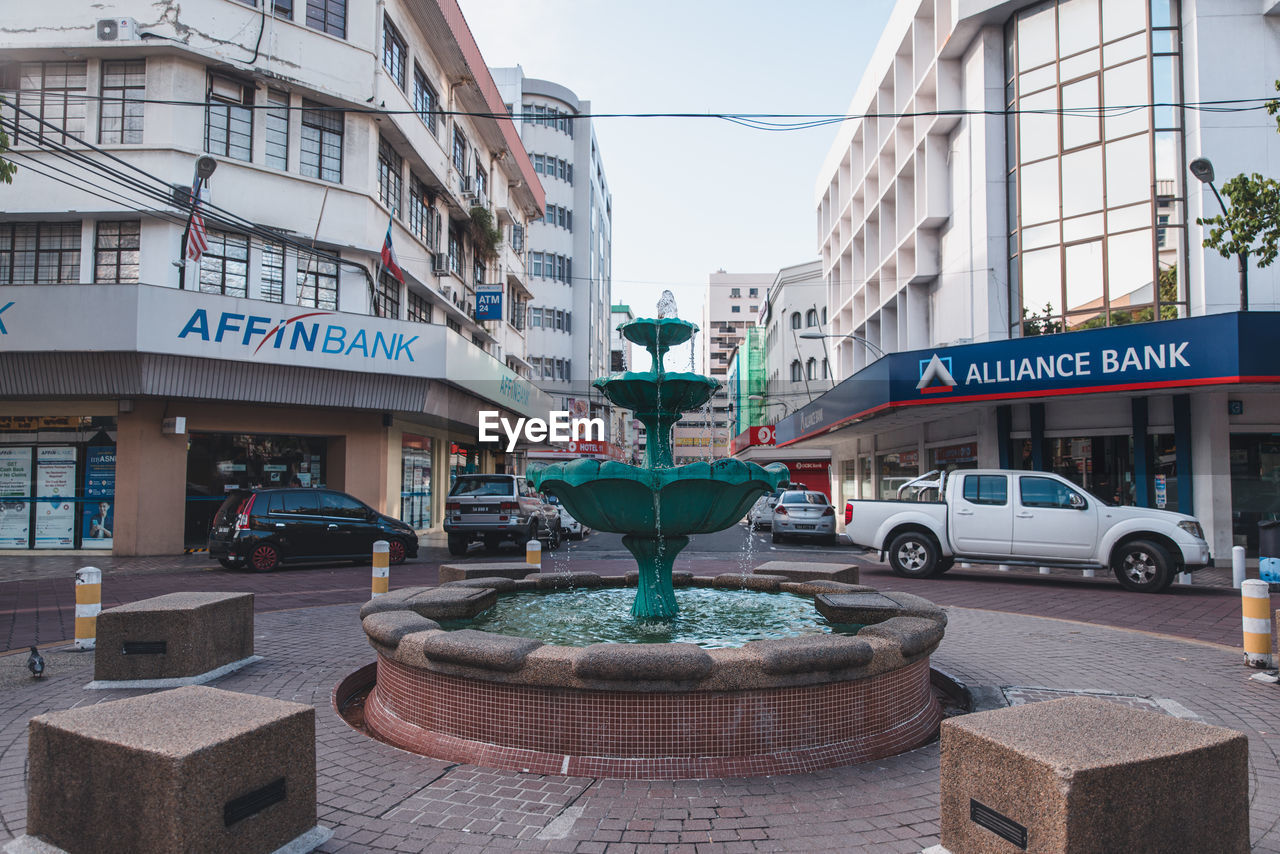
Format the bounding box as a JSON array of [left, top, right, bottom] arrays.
[[1112, 540, 1173, 592], [935, 557, 956, 575], [887, 531, 940, 578], [447, 534, 468, 556]]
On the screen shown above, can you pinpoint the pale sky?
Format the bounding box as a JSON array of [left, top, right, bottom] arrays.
[[457, 0, 896, 328]]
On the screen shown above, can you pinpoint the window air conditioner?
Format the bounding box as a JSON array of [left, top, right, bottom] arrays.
[[459, 176, 476, 199], [431, 255, 449, 276], [97, 18, 140, 41]]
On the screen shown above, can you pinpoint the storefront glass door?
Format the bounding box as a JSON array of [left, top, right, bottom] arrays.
[[400, 434, 432, 530]]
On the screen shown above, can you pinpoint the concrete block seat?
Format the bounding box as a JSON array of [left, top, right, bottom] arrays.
[[940, 696, 1248, 854], [437, 561, 534, 583], [12, 685, 327, 854], [93, 592, 254, 683], [752, 560, 861, 585]]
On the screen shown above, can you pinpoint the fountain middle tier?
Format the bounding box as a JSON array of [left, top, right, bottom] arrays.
[[527, 458, 789, 537]]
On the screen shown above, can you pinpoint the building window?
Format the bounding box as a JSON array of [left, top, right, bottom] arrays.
[[305, 0, 345, 38], [199, 231, 249, 297], [93, 220, 140, 284], [413, 66, 438, 135], [806, 358, 817, 381], [296, 252, 338, 309], [377, 136, 403, 213], [261, 241, 284, 302], [749, 288, 758, 297], [408, 176, 438, 250], [475, 167, 487, 206], [205, 76, 252, 161], [473, 254, 485, 287], [264, 89, 289, 170], [375, 271, 400, 318], [300, 101, 342, 182], [1006, 0, 1186, 335], [448, 227, 463, 276], [452, 128, 467, 174], [790, 312, 802, 330], [0, 222, 81, 284], [730, 288, 741, 298], [790, 360, 802, 383], [731, 305, 741, 314], [99, 60, 145, 144], [822, 358, 830, 379], [407, 290, 431, 323], [382, 16, 407, 90], [446, 317, 461, 333], [12, 61, 87, 144], [805, 308, 818, 327]]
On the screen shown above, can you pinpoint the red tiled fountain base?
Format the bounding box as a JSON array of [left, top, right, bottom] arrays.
[[363, 654, 942, 779]]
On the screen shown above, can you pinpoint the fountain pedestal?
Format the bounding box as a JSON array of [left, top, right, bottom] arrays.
[[622, 534, 688, 619]]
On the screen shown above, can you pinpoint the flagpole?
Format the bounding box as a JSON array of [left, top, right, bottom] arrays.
[[177, 156, 218, 290]]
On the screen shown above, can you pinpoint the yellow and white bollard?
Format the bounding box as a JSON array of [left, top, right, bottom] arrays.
[[1241, 579, 1274, 668], [526, 537, 541, 569], [371, 540, 389, 598], [74, 566, 101, 650]]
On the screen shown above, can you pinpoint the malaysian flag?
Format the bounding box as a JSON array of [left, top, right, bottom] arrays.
[[186, 179, 209, 263], [381, 216, 404, 283]]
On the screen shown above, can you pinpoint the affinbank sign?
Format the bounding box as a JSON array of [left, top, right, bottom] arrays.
[[776, 312, 1280, 446]]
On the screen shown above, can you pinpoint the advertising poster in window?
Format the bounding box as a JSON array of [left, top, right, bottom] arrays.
[[35, 446, 77, 549], [0, 447, 33, 549], [82, 445, 116, 549]]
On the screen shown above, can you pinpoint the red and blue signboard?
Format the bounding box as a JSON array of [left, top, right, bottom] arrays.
[[775, 311, 1277, 447]]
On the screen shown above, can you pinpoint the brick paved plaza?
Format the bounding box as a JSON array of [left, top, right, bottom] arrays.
[[3, 547, 1280, 852]]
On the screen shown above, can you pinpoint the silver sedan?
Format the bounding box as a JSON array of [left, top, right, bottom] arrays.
[[771, 490, 836, 544]]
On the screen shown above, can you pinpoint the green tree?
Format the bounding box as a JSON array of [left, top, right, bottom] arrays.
[[0, 119, 15, 184], [1198, 81, 1280, 270]]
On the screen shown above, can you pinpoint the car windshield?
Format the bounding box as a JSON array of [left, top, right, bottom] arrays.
[[780, 492, 827, 505], [449, 476, 514, 497]]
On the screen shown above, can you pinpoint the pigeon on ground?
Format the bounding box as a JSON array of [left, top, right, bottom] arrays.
[[27, 646, 44, 678]]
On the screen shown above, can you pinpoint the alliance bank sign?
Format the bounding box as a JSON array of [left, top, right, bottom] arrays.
[[916, 342, 1192, 395], [775, 312, 1257, 446]]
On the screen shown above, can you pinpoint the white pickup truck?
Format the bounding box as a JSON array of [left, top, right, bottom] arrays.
[[845, 469, 1212, 593]]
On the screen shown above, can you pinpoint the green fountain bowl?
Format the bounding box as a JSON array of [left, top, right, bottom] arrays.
[[527, 459, 790, 537], [619, 317, 698, 353], [592, 372, 720, 413]]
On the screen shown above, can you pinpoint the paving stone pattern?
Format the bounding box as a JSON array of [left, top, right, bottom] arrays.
[[3, 604, 1280, 852]]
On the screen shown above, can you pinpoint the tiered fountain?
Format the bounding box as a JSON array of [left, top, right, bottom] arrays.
[[525, 311, 789, 618], [348, 304, 949, 779]]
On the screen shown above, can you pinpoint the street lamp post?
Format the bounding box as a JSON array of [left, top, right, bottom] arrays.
[[797, 331, 887, 360], [748, 394, 790, 420], [178, 155, 218, 291], [1189, 156, 1248, 311]]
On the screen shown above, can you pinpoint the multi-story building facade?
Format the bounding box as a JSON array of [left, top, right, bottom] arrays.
[[682, 271, 771, 461], [491, 67, 613, 431], [0, 0, 550, 554], [760, 260, 830, 422], [609, 303, 641, 463], [779, 0, 1280, 558]]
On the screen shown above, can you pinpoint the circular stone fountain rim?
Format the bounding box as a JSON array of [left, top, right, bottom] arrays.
[[359, 573, 948, 693]]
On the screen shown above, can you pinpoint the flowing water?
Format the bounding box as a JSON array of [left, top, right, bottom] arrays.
[[443, 587, 862, 648]]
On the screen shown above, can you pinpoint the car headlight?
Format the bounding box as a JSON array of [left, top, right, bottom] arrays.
[[1177, 520, 1204, 540]]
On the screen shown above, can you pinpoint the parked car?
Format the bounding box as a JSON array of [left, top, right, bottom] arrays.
[[844, 469, 1212, 593], [547, 495, 589, 539], [208, 487, 419, 572], [747, 488, 785, 529], [444, 474, 562, 556], [771, 490, 837, 544]]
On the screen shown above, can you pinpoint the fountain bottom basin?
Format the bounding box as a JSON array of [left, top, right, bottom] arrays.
[[355, 573, 948, 779]]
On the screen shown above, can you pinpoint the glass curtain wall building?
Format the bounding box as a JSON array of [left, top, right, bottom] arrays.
[[1007, 0, 1187, 335]]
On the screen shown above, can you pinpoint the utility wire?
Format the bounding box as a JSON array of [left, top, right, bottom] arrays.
[[2, 88, 1277, 126]]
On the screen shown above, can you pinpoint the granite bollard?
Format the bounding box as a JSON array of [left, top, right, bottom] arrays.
[[93, 592, 254, 683], [939, 696, 1248, 854], [16, 685, 327, 854]]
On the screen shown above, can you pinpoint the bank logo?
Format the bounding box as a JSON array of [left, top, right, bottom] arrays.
[[178, 308, 418, 362], [917, 354, 957, 394]]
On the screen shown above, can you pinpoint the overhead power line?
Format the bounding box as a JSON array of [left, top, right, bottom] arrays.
[[2, 89, 1277, 131]]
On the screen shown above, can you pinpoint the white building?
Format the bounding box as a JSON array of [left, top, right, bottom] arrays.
[[683, 270, 771, 461], [779, 0, 1280, 563], [760, 260, 830, 423], [0, 0, 551, 554], [491, 67, 613, 429]]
